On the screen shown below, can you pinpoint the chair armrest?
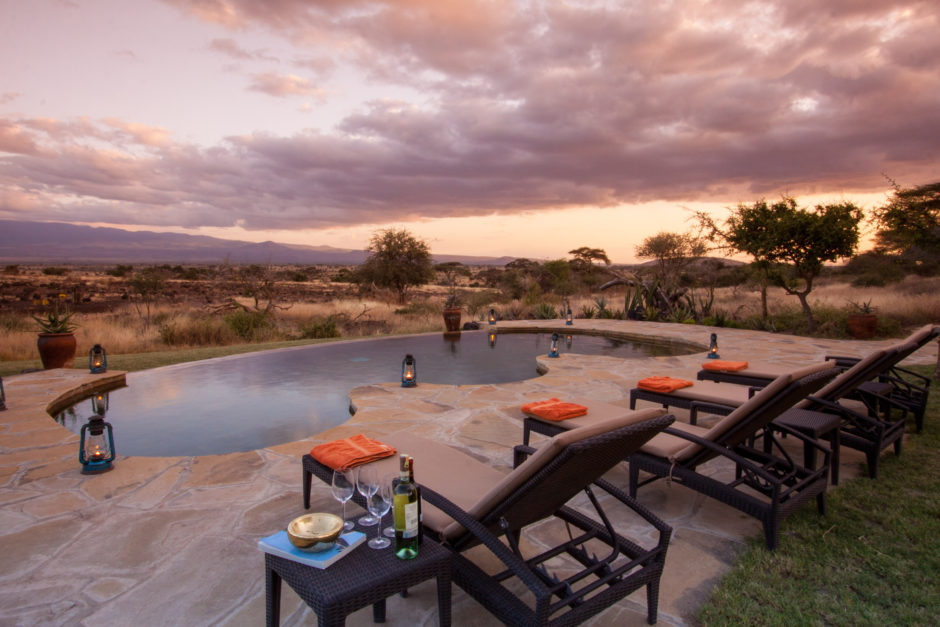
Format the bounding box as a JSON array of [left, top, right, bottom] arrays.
[[689, 399, 735, 424], [512, 444, 537, 469], [653, 426, 783, 485]]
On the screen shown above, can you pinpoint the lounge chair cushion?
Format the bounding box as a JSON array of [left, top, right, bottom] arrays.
[[387, 407, 668, 540], [795, 350, 888, 408], [521, 398, 643, 430], [639, 422, 711, 459]]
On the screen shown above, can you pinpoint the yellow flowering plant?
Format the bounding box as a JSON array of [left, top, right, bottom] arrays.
[[32, 294, 78, 334]]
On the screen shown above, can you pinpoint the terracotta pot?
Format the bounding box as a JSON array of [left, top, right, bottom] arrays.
[[37, 333, 77, 369], [442, 307, 462, 333], [847, 313, 877, 339]]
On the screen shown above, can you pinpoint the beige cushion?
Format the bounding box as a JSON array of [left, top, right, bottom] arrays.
[[522, 398, 662, 431], [668, 373, 793, 461], [640, 422, 710, 459], [795, 350, 887, 408], [656, 381, 753, 407], [905, 324, 938, 347], [385, 407, 667, 540]]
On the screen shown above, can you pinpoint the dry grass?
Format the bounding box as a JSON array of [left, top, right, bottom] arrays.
[[2, 277, 938, 364]]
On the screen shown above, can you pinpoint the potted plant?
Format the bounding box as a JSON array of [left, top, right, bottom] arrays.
[[33, 296, 78, 369], [442, 291, 462, 335], [846, 299, 877, 339]]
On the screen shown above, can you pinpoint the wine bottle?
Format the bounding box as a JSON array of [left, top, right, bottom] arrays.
[[393, 454, 419, 559], [408, 455, 423, 544]]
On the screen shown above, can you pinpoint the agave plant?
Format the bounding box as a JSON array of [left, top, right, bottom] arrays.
[[32, 296, 77, 334]]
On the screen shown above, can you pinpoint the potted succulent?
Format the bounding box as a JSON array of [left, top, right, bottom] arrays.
[[846, 299, 877, 339], [33, 296, 78, 369]]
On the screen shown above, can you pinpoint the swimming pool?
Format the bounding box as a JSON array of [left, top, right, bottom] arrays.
[[56, 331, 692, 457]]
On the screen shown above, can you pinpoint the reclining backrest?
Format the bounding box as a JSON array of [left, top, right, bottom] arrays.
[[441, 408, 671, 539], [673, 363, 840, 463], [796, 349, 890, 407], [905, 324, 940, 348]]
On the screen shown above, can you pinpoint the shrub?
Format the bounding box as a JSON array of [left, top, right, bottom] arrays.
[[107, 264, 134, 277], [224, 310, 275, 341], [534, 303, 557, 319], [41, 266, 68, 276], [299, 316, 341, 339]]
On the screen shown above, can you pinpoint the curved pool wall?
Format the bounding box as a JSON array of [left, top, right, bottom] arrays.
[[56, 330, 698, 457]]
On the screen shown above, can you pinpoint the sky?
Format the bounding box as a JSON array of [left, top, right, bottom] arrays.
[[1, 0, 938, 263]]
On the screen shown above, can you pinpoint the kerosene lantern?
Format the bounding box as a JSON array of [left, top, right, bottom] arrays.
[[488, 331, 497, 348], [488, 309, 497, 325], [79, 413, 115, 474], [565, 334, 573, 349], [707, 333, 720, 359], [89, 344, 107, 373], [565, 304, 573, 326], [401, 354, 417, 387], [548, 333, 560, 358]]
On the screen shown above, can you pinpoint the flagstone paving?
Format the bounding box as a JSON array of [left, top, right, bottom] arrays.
[[1, 321, 936, 626]]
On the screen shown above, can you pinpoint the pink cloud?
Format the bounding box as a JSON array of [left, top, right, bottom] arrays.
[[248, 72, 324, 98]]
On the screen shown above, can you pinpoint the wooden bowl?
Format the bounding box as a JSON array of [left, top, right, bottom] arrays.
[[286, 513, 344, 552]]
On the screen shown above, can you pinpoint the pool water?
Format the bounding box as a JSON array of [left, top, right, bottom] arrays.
[[56, 331, 689, 457]]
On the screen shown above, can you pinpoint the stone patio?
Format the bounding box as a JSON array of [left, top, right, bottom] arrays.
[[0, 320, 935, 626]]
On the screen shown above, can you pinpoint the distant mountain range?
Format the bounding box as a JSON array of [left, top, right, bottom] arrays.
[[0, 220, 516, 266]]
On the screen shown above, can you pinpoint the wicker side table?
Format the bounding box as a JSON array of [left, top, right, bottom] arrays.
[[265, 527, 452, 627]]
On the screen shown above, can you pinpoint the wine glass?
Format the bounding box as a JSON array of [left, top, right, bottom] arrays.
[[331, 468, 355, 532], [382, 473, 397, 538], [367, 479, 392, 549], [356, 464, 380, 526]]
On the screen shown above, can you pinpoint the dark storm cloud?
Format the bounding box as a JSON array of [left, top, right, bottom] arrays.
[[1, 0, 938, 229]]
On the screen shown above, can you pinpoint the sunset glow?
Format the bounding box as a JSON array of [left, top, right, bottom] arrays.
[[2, 0, 938, 262]]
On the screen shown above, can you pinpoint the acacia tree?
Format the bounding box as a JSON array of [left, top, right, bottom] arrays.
[[568, 246, 611, 290], [873, 180, 940, 262], [635, 231, 707, 289], [358, 228, 434, 304], [698, 197, 863, 333]]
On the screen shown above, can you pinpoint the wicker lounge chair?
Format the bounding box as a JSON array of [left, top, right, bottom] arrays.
[[627, 366, 839, 550], [303, 408, 675, 625], [637, 349, 910, 479], [697, 324, 938, 432]]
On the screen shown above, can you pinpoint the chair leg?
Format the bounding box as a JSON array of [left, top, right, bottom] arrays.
[[646, 580, 660, 625], [763, 518, 778, 551], [303, 468, 312, 509], [894, 436, 903, 456], [628, 463, 639, 498], [866, 450, 879, 479], [816, 492, 826, 516]]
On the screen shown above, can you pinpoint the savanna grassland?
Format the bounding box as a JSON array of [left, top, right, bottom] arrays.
[[1, 261, 938, 374]]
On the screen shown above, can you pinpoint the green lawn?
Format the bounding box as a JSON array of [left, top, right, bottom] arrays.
[[698, 365, 939, 626]]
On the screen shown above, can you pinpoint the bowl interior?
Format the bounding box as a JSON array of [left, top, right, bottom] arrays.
[[288, 513, 343, 543]]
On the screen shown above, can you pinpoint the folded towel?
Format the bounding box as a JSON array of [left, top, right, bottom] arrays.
[[637, 376, 694, 393], [310, 434, 396, 470], [701, 360, 749, 372], [521, 398, 589, 421]]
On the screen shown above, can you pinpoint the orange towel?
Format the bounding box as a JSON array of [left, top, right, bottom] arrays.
[[521, 398, 589, 421], [701, 360, 749, 372], [637, 376, 694, 393], [310, 434, 396, 471]]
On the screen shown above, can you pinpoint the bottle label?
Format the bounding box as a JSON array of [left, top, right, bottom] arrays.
[[403, 501, 419, 538]]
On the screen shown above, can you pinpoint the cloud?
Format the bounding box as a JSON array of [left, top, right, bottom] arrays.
[[247, 72, 325, 98], [0, 92, 21, 105], [209, 37, 279, 63], [4, 0, 940, 231]]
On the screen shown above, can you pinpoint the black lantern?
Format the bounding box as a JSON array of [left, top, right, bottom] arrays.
[[79, 414, 115, 474], [548, 333, 560, 358], [89, 344, 107, 373], [565, 304, 573, 326], [0, 376, 6, 411], [488, 308, 497, 325], [565, 334, 573, 349], [91, 391, 109, 416], [707, 333, 720, 359], [401, 354, 417, 387], [488, 331, 497, 348]]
